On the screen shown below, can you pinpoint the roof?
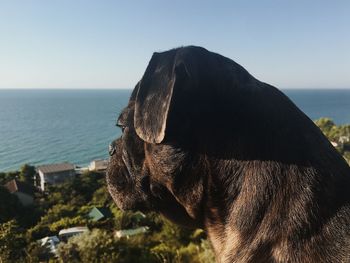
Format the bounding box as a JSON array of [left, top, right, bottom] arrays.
[[40, 236, 60, 245], [39, 236, 60, 255], [58, 226, 88, 236], [91, 159, 108, 164], [88, 207, 112, 221], [5, 179, 35, 196], [115, 226, 149, 238], [37, 163, 75, 174]]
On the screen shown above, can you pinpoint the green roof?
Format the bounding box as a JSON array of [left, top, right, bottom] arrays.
[[88, 207, 112, 221]]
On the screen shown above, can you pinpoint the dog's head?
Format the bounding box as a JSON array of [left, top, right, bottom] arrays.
[[106, 46, 257, 227], [106, 46, 350, 263]]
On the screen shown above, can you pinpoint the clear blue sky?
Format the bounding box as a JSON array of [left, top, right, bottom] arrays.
[[0, 0, 349, 89]]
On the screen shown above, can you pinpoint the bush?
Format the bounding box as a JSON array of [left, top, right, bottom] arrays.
[[49, 216, 87, 232], [19, 164, 36, 185], [0, 220, 26, 262], [57, 229, 157, 263], [26, 224, 53, 241], [26, 241, 53, 263], [0, 186, 23, 223]]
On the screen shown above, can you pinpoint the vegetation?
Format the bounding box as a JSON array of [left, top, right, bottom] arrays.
[[0, 118, 349, 262], [0, 166, 215, 263], [315, 117, 350, 164], [0, 187, 23, 223]]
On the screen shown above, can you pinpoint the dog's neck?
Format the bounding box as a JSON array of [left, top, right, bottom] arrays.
[[203, 159, 291, 262], [201, 156, 350, 263]]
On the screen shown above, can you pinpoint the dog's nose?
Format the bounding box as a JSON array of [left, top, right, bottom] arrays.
[[109, 141, 117, 156]]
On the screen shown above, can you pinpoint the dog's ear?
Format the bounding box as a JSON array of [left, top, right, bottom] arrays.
[[134, 50, 192, 143], [134, 46, 254, 144], [130, 82, 140, 101]]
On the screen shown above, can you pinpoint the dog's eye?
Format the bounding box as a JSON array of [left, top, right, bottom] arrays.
[[116, 120, 126, 132], [116, 123, 126, 132]]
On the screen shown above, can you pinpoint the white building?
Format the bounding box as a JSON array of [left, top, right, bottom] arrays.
[[89, 159, 108, 171], [339, 136, 350, 144], [39, 236, 60, 255], [58, 226, 88, 242], [114, 226, 149, 239], [37, 163, 76, 191]]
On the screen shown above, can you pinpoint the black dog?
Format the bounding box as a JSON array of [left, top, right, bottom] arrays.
[[107, 46, 350, 262]]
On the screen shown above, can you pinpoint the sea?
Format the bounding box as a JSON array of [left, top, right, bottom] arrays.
[[0, 89, 349, 172]]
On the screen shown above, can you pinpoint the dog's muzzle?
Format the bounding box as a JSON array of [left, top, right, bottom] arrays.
[[107, 139, 130, 190]]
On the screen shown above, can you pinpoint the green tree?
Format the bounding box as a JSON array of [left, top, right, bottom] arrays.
[[49, 216, 87, 233], [72, 171, 104, 201], [57, 229, 155, 263], [343, 151, 350, 164], [26, 241, 52, 263], [26, 224, 53, 242], [0, 220, 26, 262], [315, 118, 350, 164], [0, 171, 19, 185], [0, 186, 22, 223], [315, 117, 336, 136], [26, 204, 76, 241], [19, 164, 36, 185], [91, 185, 112, 206], [0, 173, 8, 185]]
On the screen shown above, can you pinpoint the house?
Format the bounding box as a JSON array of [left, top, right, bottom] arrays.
[[114, 226, 149, 239], [4, 179, 35, 206], [39, 236, 60, 255], [58, 226, 88, 242], [88, 159, 108, 171], [339, 136, 350, 144], [37, 163, 76, 191], [88, 206, 112, 222]]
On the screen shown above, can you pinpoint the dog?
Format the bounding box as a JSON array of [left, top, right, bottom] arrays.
[[107, 46, 350, 262]]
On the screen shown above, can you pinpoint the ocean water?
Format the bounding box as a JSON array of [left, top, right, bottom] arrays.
[[0, 89, 131, 172], [0, 89, 349, 172]]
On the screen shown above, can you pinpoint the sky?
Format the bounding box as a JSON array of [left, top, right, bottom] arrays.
[[0, 0, 349, 89]]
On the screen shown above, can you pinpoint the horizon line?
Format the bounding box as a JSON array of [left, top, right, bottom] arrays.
[[0, 87, 350, 90]]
